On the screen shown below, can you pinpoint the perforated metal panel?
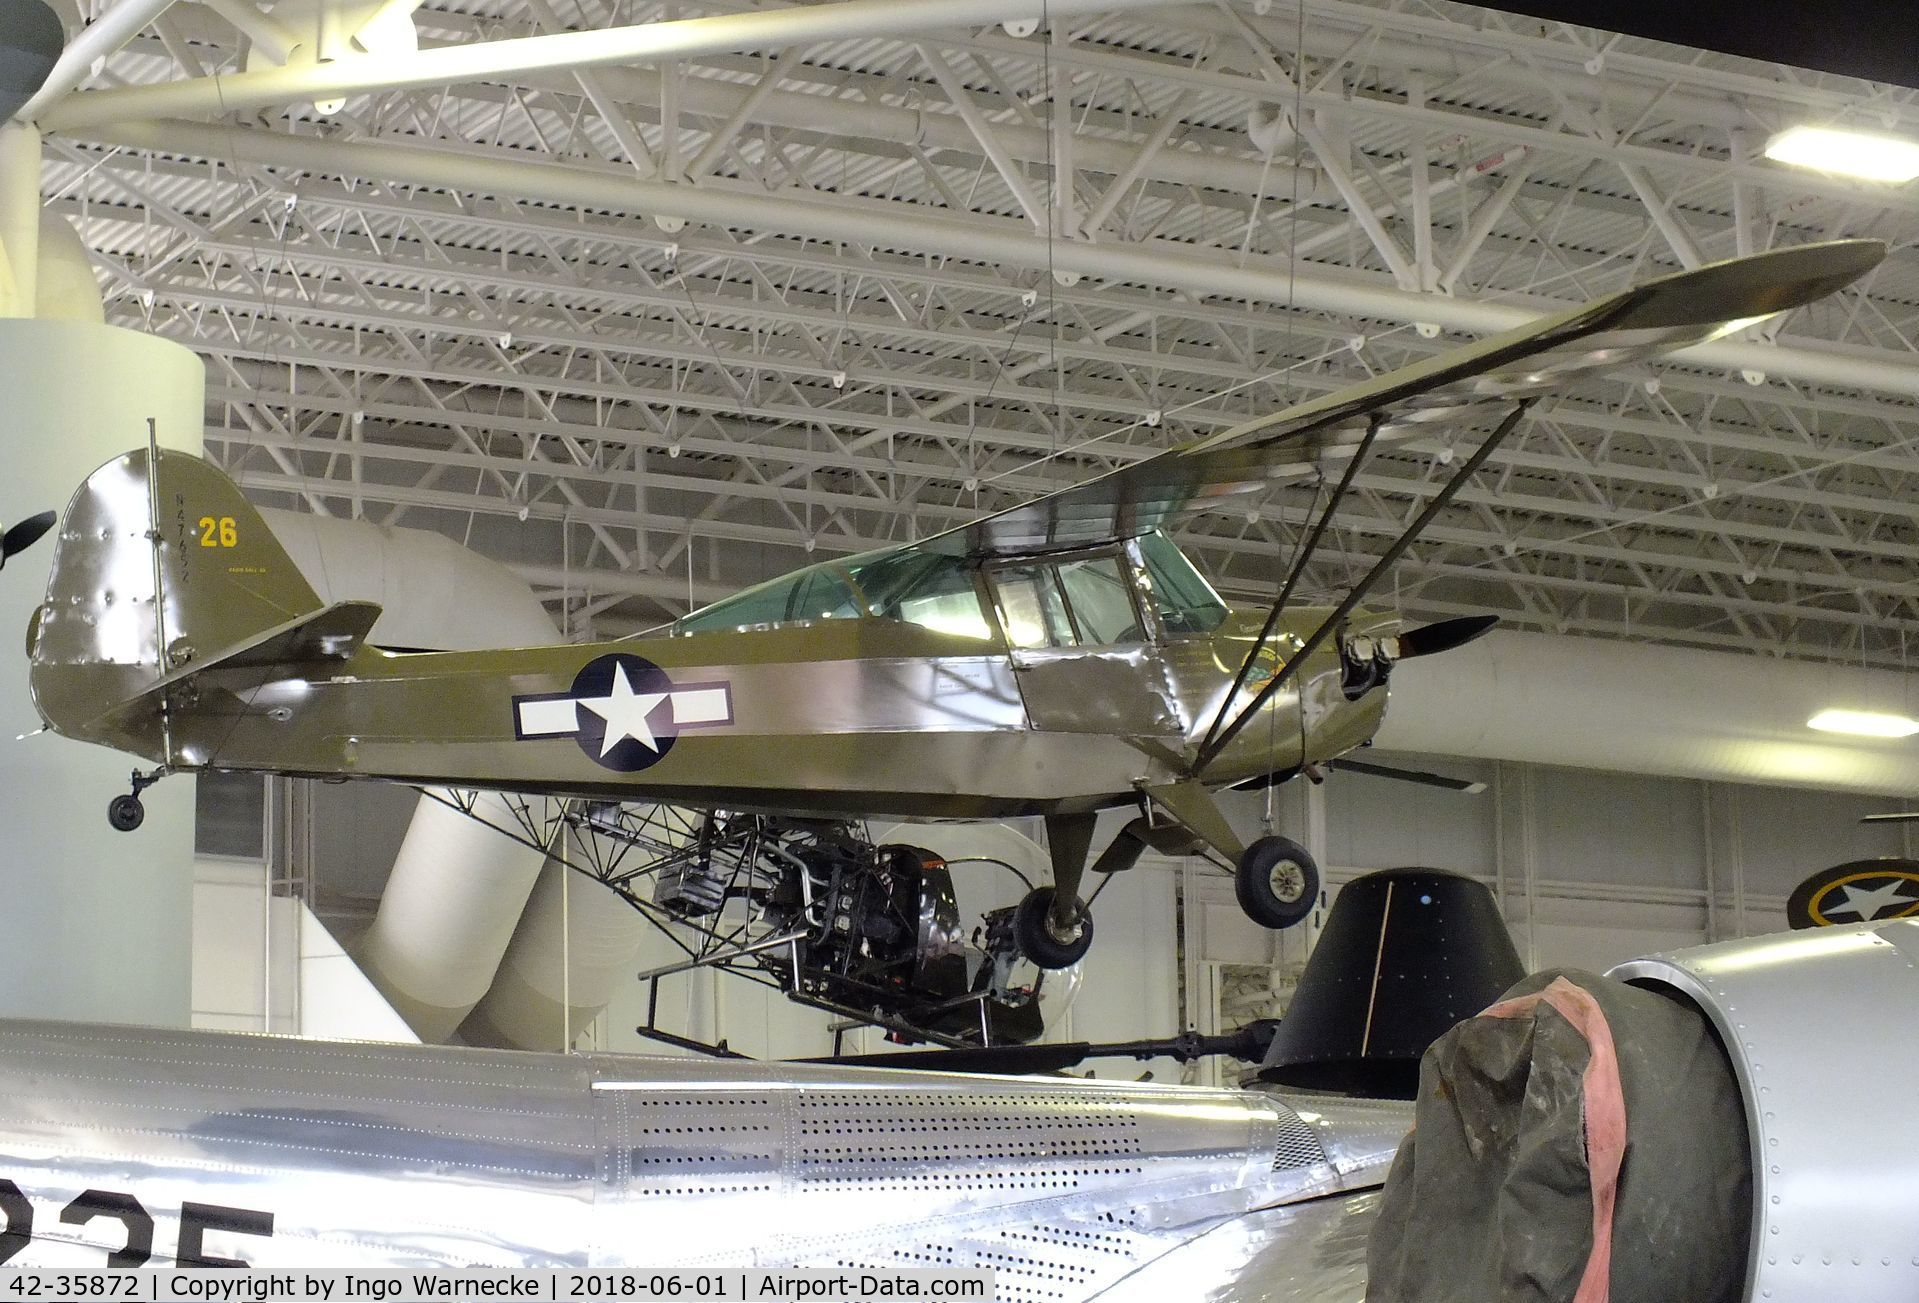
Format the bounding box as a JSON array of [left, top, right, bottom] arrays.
[[793, 1090, 1144, 1194], [0, 1019, 1409, 1294], [611, 1090, 781, 1198], [1270, 1101, 1328, 1172]]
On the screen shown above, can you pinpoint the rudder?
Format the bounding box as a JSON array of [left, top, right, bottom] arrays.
[[28, 447, 322, 750]]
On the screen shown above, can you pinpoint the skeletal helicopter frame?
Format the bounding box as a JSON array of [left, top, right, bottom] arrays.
[[418, 787, 1043, 1050]]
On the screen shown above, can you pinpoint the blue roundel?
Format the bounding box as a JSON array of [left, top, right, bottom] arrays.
[[566, 653, 681, 772]]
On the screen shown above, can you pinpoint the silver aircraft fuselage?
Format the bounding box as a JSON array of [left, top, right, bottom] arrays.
[[0, 1019, 1405, 1287]]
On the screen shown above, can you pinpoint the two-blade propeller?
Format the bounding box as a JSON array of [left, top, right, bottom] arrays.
[[0, 512, 54, 571], [1396, 613, 1499, 660]]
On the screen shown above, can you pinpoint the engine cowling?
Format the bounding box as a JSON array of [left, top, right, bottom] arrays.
[[1612, 919, 1919, 1303]]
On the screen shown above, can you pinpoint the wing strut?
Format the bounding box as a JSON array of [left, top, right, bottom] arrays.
[[1193, 398, 1536, 777], [1196, 412, 1385, 764]]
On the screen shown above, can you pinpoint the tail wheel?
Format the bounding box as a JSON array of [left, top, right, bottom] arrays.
[[1013, 886, 1094, 969], [1236, 835, 1319, 929], [107, 794, 145, 833]]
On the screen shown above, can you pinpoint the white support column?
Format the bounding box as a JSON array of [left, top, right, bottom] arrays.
[[1494, 760, 1539, 969], [1701, 782, 1721, 942], [1729, 128, 1757, 259], [0, 123, 41, 318], [1407, 79, 1434, 292], [1048, 28, 1077, 241], [0, 321, 202, 1026]]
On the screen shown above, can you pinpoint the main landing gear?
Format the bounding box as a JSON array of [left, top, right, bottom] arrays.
[[1235, 834, 1320, 929], [107, 767, 168, 832], [1013, 886, 1094, 969], [1012, 813, 1322, 969], [1014, 811, 1098, 971]]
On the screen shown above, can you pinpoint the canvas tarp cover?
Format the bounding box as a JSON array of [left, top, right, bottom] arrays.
[[1366, 968, 1751, 1303]]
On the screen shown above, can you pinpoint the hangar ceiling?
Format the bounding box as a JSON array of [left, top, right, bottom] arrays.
[[27, 0, 1919, 664]]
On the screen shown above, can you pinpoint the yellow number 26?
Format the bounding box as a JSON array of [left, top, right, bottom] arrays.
[[199, 515, 238, 548]]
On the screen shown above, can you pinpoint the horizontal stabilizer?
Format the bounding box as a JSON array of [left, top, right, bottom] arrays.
[[82, 600, 382, 734], [200, 599, 383, 674]]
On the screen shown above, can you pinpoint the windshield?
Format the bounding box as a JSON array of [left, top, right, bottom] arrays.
[[1137, 531, 1230, 634]]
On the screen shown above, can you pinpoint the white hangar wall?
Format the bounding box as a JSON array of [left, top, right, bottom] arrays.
[[1200, 751, 1906, 977]]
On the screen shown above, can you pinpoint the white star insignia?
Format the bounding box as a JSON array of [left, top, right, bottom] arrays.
[[1823, 877, 1919, 922], [575, 663, 669, 756]]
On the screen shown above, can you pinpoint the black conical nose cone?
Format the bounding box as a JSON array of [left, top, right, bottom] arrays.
[[1260, 867, 1523, 1099]]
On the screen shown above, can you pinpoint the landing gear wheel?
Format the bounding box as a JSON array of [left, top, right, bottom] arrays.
[[1236, 835, 1318, 929], [107, 794, 145, 833], [1014, 886, 1094, 969]]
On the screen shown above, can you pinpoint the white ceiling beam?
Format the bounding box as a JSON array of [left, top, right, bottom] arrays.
[[37, 0, 1192, 128], [74, 119, 1919, 402], [15, 0, 183, 124]]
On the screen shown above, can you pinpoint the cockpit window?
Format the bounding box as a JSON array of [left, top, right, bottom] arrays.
[[1137, 531, 1229, 634], [847, 548, 993, 640], [992, 564, 1076, 648], [673, 558, 862, 633], [1055, 555, 1145, 644], [988, 550, 1146, 648], [674, 545, 994, 640]]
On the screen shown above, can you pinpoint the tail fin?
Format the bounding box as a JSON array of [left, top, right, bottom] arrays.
[[27, 448, 335, 757]]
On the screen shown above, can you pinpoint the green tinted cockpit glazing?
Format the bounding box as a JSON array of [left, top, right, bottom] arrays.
[[1138, 532, 1229, 634], [673, 556, 863, 633], [845, 548, 993, 640], [675, 545, 992, 639]]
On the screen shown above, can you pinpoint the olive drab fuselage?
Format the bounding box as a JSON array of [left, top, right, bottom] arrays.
[[24, 446, 1386, 825]]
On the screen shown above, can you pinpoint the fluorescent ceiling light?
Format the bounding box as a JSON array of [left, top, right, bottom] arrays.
[[1807, 709, 1919, 738], [1764, 126, 1919, 184]]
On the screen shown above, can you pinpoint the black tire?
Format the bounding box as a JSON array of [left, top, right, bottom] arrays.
[[1236, 835, 1318, 929], [1013, 886, 1094, 969], [107, 794, 144, 833]]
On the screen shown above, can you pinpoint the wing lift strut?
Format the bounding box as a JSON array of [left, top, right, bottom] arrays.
[[1193, 397, 1535, 777], [1035, 399, 1534, 954]]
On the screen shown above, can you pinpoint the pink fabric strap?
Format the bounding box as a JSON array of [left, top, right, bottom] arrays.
[[1479, 977, 1626, 1303]]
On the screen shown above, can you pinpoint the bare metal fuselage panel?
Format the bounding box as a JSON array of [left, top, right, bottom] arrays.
[[0, 1019, 1405, 1287]]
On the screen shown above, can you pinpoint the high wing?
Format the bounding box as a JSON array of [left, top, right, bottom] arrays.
[[928, 239, 1884, 557]]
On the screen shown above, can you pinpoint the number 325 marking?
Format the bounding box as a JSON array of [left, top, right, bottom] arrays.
[[198, 516, 238, 548]]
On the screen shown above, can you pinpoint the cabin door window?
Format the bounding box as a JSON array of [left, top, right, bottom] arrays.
[[987, 553, 1182, 737]]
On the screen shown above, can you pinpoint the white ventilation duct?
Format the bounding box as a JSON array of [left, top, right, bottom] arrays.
[[460, 864, 651, 1052], [33, 214, 104, 324], [1378, 629, 1919, 796], [259, 508, 554, 649], [260, 508, 560, 1042]]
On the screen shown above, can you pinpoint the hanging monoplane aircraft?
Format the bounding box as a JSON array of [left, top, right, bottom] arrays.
[[20, 241, 1883, 1024]]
